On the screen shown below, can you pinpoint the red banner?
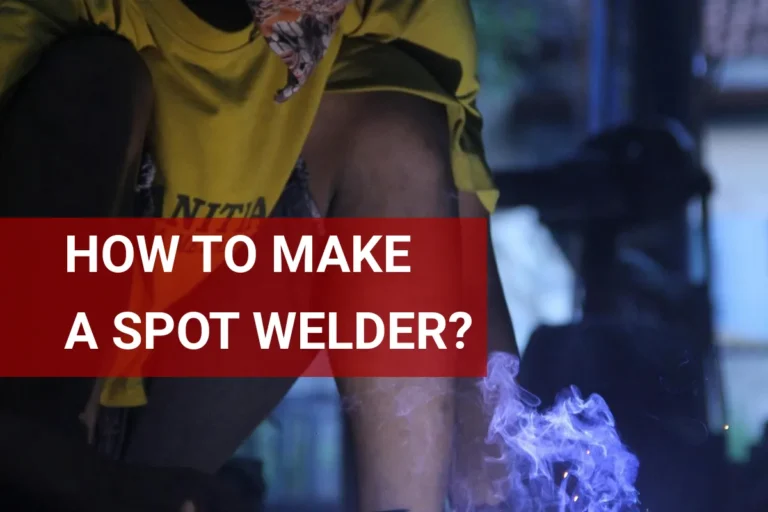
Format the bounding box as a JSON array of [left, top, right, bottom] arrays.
[[0, 218, 488, 377]]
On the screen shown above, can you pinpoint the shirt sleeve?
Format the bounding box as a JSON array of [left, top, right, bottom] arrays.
[[0, 0, 152, 109], [331, 0, 498, 213]]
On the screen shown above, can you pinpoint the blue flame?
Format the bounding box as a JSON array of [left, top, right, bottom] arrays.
[[480, 352, 640, 511]]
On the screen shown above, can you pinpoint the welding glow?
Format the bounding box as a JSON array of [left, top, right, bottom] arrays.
[[475, 352, 640, 511]]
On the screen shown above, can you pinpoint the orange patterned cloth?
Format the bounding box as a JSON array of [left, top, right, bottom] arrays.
[[246, 0, 351, 102]]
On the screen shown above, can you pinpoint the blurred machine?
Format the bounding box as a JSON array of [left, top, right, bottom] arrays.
[[494, 0, 731, 510], [502, 120, 722, 512]]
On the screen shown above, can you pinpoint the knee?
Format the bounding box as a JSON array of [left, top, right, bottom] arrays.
[[0, 31, 154, 215], [12, 31, 153, 122], [313, 91, 450, 157], [305, 92, 454, 215]]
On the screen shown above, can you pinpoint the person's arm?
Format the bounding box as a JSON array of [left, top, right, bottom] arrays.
[[304, 90, 458, 512], [450, 192, 519, 509]]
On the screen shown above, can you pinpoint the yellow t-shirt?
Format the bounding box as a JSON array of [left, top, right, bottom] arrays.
[[0, 0, 498, 406]]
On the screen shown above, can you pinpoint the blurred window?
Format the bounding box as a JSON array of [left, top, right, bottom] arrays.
[[700, 0, 768, 461]]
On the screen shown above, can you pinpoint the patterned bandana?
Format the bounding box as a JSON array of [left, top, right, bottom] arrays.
[[245, 0, 351, 102]]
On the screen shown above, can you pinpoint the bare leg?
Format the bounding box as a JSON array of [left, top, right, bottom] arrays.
[[0, 27, 152, 443], [305, 91, 520, 512], [0, 31, 229, 512], [305, 91, 458, 512]]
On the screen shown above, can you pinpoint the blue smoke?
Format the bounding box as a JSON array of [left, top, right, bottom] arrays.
[[479, 352, 640, 511]]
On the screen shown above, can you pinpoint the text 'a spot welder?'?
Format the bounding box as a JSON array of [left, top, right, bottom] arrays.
[[63, 233, 473, 352]]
